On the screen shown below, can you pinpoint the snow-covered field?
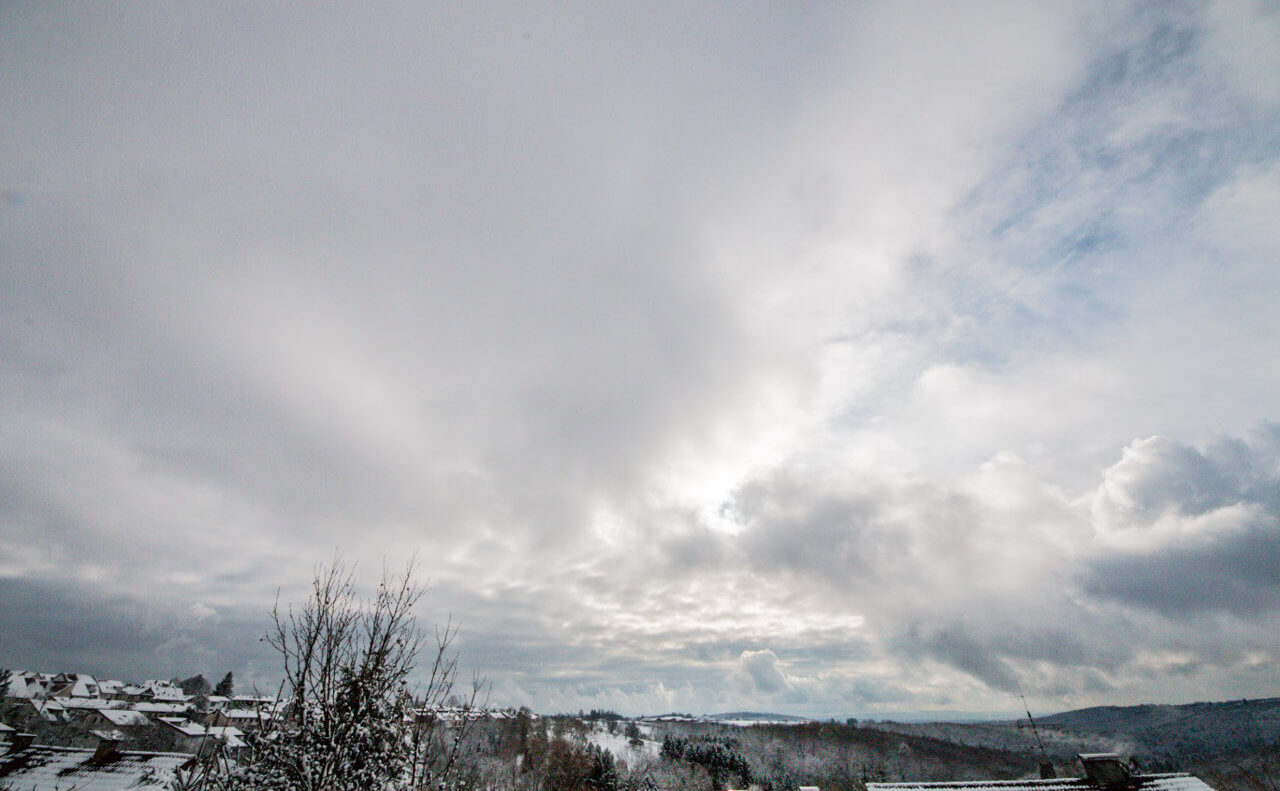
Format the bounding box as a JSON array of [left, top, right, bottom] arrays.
[[582, 722, 660, 762]]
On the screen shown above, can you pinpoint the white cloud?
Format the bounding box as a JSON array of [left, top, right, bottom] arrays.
[[736, 649, 793, 695]]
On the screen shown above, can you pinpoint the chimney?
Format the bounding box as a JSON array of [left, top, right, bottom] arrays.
[[6, 733, 35, 753], [89, 736, 121, 766], [1080, 754, 1131, 789]]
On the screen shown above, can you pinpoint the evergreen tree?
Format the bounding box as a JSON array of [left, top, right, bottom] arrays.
[[215, 671, 234, 697]]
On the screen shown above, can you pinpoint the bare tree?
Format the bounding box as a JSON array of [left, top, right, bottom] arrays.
[[405, 617, 489, 789], [208, 554, 482, 791]]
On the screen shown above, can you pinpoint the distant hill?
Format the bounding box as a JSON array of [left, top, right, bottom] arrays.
[[709, 711, 811, 723], [1037, 697, 1280, 763], [865, 696, 1280, 775]]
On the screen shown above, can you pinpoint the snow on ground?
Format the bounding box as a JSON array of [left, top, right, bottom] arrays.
[[583, 722, 660, 763]]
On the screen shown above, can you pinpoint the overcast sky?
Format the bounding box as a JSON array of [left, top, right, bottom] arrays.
[[2, 1, 1279, 718]]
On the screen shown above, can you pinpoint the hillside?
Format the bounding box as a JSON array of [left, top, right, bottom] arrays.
[[1038, 697, 1280, 763], [647, 718, 1046, 788]]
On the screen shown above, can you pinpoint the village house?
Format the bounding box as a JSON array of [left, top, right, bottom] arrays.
[[157, 717, 211, 753]]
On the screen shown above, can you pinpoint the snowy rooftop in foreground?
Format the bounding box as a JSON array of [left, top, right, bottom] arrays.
[[869, 774, 1215, 791], [0, 743, 194, 791]]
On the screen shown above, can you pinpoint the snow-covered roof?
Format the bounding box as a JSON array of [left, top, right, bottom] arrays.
[[96, 709, 152, 727], [28, 699, 67, 721], [217, 707, 273, 721], [205, 726, 246, 749], [132, 702, 190, 714], [52, 674, 100, 698], [55, 697, 120, 710], [159, 719, 207, 738], [152, 690, 190, 702], [0, 744, 193, 791]]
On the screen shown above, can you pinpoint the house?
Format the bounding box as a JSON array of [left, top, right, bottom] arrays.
[[0, 734, 195, 791], [206, 707, 273, 731], [196, 693, 231, 711], [97, 679, 127, 700], [157, 718, 211, 753], [867, 754, 1215, 791]]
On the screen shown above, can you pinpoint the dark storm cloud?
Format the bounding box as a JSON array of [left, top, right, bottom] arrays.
[[0, 576, 273, 682]]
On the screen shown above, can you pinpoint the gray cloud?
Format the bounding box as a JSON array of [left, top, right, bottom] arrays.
[[1084, 430, 1280, 617], [1084, 524, 1280, 616], [893, 626, 1022, 694]]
